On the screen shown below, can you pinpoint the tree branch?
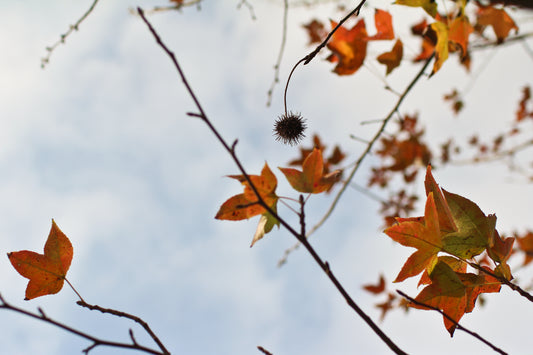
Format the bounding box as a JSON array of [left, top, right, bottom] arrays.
[[0, 293, 165, 355], [77, 300, 170, 355], [137, 7, 408, 355]]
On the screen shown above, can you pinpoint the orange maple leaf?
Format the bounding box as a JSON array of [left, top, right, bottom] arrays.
[[448, 15, 474, 59], [516, 231, 533, 266], [8, 220, 73, 300], [326, 19, 368, 75], [279, 148, 341, 194], [215, 163, 278, 220], [377, 39, 403, 75], [368, 9, 395, 40], [477, 6, 518, 43], [385, 192, 443, 282], [411, 260, 501, 336]]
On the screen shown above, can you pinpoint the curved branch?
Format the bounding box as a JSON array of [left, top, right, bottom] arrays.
[[0, 294, 165, 355], [77, 300, 170, 355]]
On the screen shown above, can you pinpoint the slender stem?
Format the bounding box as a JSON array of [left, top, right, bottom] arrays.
[[266, 0, 289, 107], [397, 290, 507, 355], [283, 0, 367, 114], [138, 8, 408, 354], [41, 0, 100, 68], [64, 277, 86, 303]]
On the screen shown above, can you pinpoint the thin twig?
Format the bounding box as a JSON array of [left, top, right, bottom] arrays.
[[397, 290, 508, 355], [0, 293, 164, 355], [132, 0, 203, 15], [283, 0, 367, 113], [77, 300, 170, 355], [237, 0, 257, 20], [266, 0, 289, 106], [41, 0, 100, 68], [137, 7, 408, 355], [279, 53, 435, 266], [257, 345, 274, 355]]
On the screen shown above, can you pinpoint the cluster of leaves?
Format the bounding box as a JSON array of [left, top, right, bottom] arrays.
[[382, 166, 512, 335], [215, 145, 343, 246], [439, 85, 533, 181], [303, 1, 518, 76]]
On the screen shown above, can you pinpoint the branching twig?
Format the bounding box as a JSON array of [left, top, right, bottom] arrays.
[[279, 53, 435, 265], [41, 0, 100, 69], [283, 0, 367, 113], [396, 290, 508, 355], [237, 0, 257, 20], [0, 293, 165, 355], [77, 300, 170, 355], [137, 7, 408, 355], [266, 0, 289, 106]]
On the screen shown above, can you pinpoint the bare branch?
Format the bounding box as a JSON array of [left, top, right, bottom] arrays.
[[77, 300, 170, 354], [266, 0, 289, 106], [0, 293, 165, 355], [41, 0, 100, 69]]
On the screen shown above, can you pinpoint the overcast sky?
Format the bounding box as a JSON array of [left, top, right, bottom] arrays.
[[1, 1, 532, 354]]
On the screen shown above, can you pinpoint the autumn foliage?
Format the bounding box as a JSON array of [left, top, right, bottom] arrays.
[[3, 0, 533, 354]]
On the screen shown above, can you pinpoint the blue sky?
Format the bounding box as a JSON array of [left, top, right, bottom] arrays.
[[1, 1, 532, 354]]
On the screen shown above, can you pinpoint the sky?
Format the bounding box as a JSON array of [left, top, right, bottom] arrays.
[[0, 1, 532, 354]]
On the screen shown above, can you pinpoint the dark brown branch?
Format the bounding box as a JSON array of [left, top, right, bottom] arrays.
[[488, 0, 533, 9], [137, 7, 407, 355], [257, 345, 273, 355], [0, 293, 165, 355], [397, 290, 508, 355], [41, 0, 100, 69], [77, 300, 170, 355]]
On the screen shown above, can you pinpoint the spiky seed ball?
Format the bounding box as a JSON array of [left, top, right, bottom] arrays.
[[273, 112, 307, 146]]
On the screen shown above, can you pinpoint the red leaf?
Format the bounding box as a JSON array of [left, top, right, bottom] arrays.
[[8, 220, 73, 300], [368, 9, 395, 40], [326, 19, 368, 75], [279, 148, 341, 193], [216, 164, 278, 220]]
